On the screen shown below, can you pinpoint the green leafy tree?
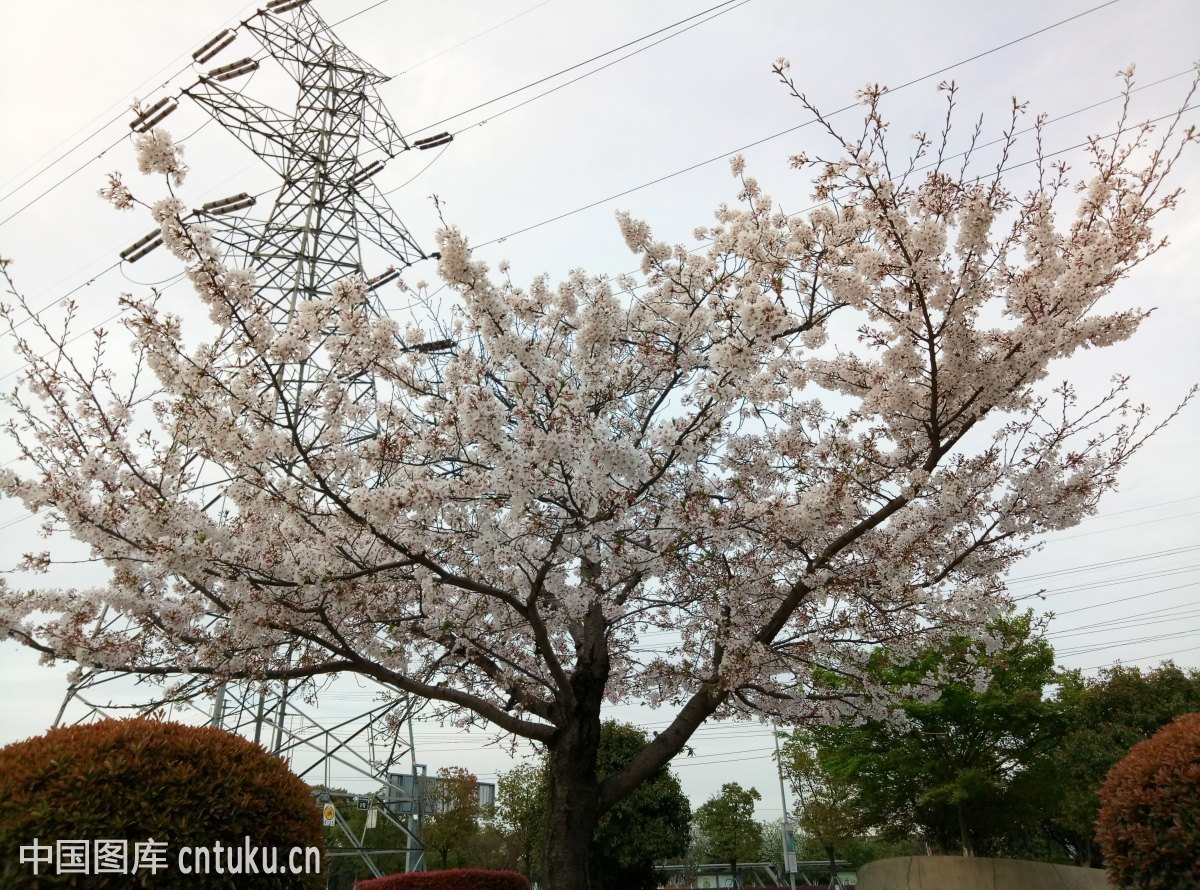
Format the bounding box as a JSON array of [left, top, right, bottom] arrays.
[[778, 735, 859, 880], [661, 824, 709, 887], [792, 833, 923, 882], [812, 613, 1061, 857], [1037, 662, 1200, 866], [461, 806, 523, 872], [694, 782, 763, 885], [587, 722, 691, 890], [422, 766, 482, 869], [839, 835, 925, 870], [756, 818, 787, 878], [496, 762, 549, 883]]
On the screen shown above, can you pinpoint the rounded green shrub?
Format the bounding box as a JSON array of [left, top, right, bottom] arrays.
[[0, 716, 324, 888], [1095, 711, 1200, 889]]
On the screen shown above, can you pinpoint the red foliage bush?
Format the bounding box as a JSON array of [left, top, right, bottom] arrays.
[[356, 868, 531, 890], [0, 716, 324, 888], [1095, 711, 1200, 889]]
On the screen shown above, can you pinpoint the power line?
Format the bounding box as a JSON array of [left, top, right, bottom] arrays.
[[119, 267, 189, 288], [1049, 510, 1200, 542], [6, 93, 1155, 393], [588, 67, 1194, 297], [1006, 542, 1200, 584], [445, 0, 753, 139], [402, 0, 750, 138], [0, 0, 550, 223], [0, 115, 126, 207], [0, 137, 264, 339], [0, 71, 257, 234], [1050, 604, 1200, 638], [328, 0, 393, 27], [470, 0, 1130, 248], [626, 580, 1200, 657], [1074, 494, 1200, 522], [380, 144, 452, 197], [1057, 626, 1200, 657], [0, 40, 282, 234], [487, 94, 1197, 252], [5, 6, 1194, 594], [0, 0, 429, 232], [1, 71, 285, 347], [3, 3, 1162, 340], [0, 261, 122, 341], [0, 134, 131, 231], [1001, 509, 1200, 589], [1076, 646, 1198, 672], [1049, 581, 1200, 616], [675, 745, 774, 761], [1012, 565, 1200, 602], [630, 566, 1200, 642], [0, 1, 264, 218], [0, 0, 590, 326], [393, 0, 554, 77], [670, 752, 774, 767]]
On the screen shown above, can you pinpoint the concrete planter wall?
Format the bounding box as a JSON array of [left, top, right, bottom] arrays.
[[857, 855, 1110, 890]]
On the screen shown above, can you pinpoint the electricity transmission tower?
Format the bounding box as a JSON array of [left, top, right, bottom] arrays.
[[58, 0, 456, 878]]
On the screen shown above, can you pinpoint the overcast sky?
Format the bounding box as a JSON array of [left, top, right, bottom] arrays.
[[1, 0, 1198, 818]]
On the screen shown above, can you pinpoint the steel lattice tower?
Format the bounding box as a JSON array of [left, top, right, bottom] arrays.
[[57, 0, 454, 877], [187, 1, 427, 315], [179, 0, 445, 447]]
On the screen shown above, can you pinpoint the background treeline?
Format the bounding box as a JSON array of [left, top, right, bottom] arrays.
[[324, 614, 1200, 886], [775, 615, 1200, 872]]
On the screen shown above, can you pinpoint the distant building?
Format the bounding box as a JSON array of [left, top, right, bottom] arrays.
[[385, 769, 495, 815]]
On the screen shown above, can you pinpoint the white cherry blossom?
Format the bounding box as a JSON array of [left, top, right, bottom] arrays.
[[1, 70, 1196, 889]]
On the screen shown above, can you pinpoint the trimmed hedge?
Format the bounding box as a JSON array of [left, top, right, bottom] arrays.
[[0, 716, 324, 888], [356, 868, 531, 890], [1095, 711, 1200, 889]]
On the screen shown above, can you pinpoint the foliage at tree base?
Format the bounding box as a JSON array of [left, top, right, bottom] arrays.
[[354, 868, 530, 890]]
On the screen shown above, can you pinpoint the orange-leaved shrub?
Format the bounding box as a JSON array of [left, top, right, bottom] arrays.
[[355, 868, 531, 890], [1095, 711, 1200, 889], [0, 716, 324, 888]]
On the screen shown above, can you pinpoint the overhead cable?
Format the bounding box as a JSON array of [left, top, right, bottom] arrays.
[[403, 0, 751, 138]]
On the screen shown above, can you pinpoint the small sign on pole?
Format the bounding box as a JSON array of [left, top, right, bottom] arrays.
[[365, 806, 378, 830], [356, 798, 369, 810], [322, 803, 337, 827]]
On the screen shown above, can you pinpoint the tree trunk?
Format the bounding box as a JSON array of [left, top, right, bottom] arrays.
[[826, 845, 837, 888], [957, 804, 973, 857], [543, 694, 605, 889]]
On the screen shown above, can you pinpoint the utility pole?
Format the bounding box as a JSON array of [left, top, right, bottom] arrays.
[[774, 728, 797, 890]]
